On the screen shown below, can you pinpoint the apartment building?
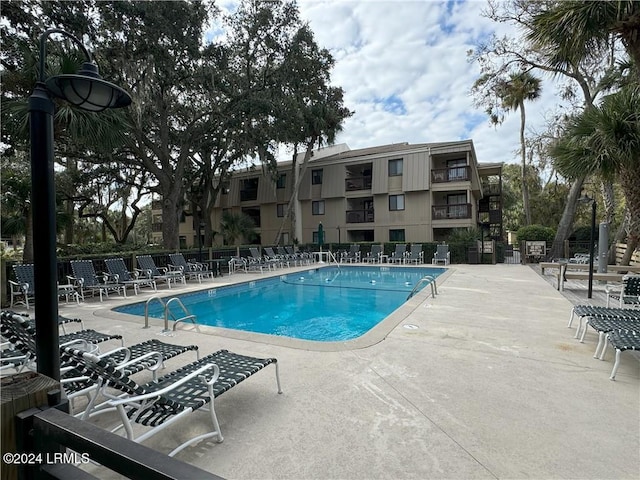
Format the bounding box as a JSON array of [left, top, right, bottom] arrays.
[[152, 139, 503, 247]]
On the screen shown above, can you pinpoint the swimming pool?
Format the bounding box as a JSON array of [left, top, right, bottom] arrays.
[[114, 266, 444, 342]]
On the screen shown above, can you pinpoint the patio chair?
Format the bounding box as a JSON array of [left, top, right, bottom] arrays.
[[168, 253, 213, 283], [228, 256, 247, 274], [432, 244, 450, 265], [389, 244, 407, 264], [341, 245, 361, 263], [405, 244, 424, 265], [605, 275, 640, 309], [0, 311, 198, 413], [0, 310, 123, 374], [578, 314, 640, 360], [69, 260, 127, 301], [10, 264, 81, 308], [61, 346, 282, 457], [136, 255, 186, 288], [9, 264, 35, 309], [278, 246, 298, 266], [285, 246, 312, 265], [365, 245, 382, 264], [264, 247, 288, 268], [567, 305, 640, 339], [601, 329, 640, 380], [105, 258, 157, 295], [248, 247, 277, 271]]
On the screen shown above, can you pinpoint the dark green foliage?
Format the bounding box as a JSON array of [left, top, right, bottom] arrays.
[[516, 225, 556, 243]]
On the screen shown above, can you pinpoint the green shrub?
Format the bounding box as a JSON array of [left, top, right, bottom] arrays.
[[516, 225, 555, 243]]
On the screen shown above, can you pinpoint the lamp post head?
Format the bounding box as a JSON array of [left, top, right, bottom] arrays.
[[45, 61, 131, 112]]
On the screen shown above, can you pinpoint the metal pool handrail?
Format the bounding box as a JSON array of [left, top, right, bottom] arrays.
[[407, 275, 437, 300], [144, 295, 199, 333]]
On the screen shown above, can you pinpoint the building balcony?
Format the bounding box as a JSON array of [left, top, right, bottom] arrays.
[[346, 209, 375, 223], [431, 166, 471, 183], [240, 190, 258, 202], [432, 203, 472, 220], [151, 222, 163, 232], [345, 175, 372, 191], [151, 200, 162, 210]]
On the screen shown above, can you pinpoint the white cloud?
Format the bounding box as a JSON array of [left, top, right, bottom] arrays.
[[296, 0, 564, 165]]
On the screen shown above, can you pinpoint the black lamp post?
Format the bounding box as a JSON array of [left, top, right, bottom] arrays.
[[30, 29, 131, 381], [578, 191, 597, 299]]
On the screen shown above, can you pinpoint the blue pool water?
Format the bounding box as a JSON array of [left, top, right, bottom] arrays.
[[114, 266, 444, 342]]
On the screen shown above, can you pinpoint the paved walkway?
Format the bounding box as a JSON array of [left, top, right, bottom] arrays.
[[43, 264, 640, 479]]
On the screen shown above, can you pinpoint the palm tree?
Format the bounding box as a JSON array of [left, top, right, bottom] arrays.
[[528, 1, 640, 82], [219, 211, 257, 256], [496, 71, 542, 226], [550, 85, 640, 263]]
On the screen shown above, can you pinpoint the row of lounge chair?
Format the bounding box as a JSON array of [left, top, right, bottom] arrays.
[[339, 244, 450, 265], [9, 253, 216, 308], [229, 246, 315, 273], [0, 310, 281, 457], [567, 302, 640, 380]]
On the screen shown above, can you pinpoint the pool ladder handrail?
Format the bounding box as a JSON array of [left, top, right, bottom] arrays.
[[327, 250, 341, 270], [407, 275, 438, 300], [144, 295, 199, 333]]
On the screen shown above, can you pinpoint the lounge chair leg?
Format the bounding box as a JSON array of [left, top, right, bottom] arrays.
[[593, 332, 605, 358], [275, 362, 283, 394], [567, 309, 575, 328], [574, 317, 584, 339], [609, 350, 621, 380], [598, 341, 608, 361], [578, 318, 590, 343]]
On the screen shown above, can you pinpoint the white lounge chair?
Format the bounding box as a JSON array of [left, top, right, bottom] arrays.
[[432, 244, 450, 265]]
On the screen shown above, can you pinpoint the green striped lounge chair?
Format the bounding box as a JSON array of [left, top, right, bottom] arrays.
[[61, 347, 282, 457]]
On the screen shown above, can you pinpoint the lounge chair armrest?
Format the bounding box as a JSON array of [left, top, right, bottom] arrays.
[[135, 268, 152, 279], [107, 363, 220, 406], [167, 264, 183, 273], [67, 275, 84, 286], [102, 271, 119, 283], [116, 351, 165, 373], [605, 284, 622, 294]]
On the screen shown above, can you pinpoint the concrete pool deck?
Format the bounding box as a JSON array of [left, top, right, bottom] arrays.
[[33, 264, 640, 478]]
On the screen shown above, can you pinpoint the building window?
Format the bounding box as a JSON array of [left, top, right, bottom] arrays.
[[312, 169, 323, 185], [276, 174, 286, 189], [388, 158, 403, 176], [277, 204, 286, 217], [389, 194, 405, 211], [447, 159, 467, 181], [240, 177, 259, 201], [389, 229, 405, 242], [312, 200, 325, 215]]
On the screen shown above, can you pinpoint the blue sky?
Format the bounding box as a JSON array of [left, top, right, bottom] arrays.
[[214, 0, 565, 165]]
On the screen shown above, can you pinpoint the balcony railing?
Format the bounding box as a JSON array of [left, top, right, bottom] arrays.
[[432, 203, 472, 220], [482, 183, 501, 195], [345, 175, 372, 191], [431, 166, 471, 183], [346, 209, 375, 223], [151, 200, 162, 210], [151, 222, 163, 232]]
